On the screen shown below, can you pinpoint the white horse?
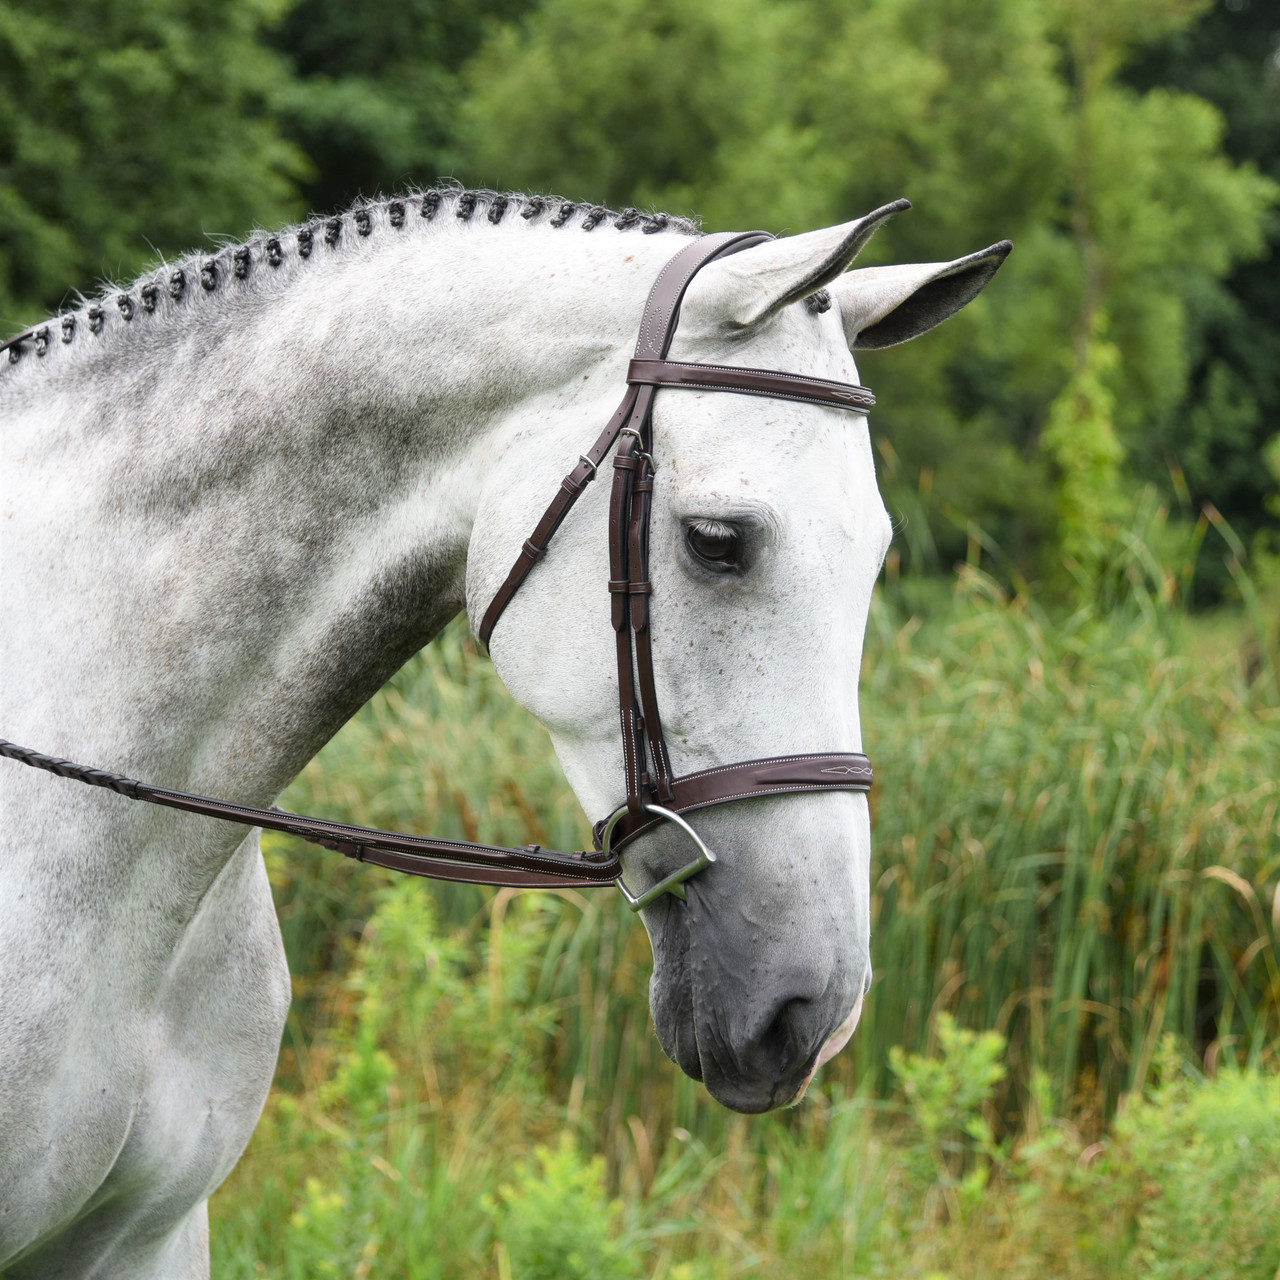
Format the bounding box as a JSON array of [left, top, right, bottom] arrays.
[[0, 188, 1007, 1278]]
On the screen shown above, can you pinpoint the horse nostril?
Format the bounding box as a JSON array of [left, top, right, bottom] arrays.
[[755, 998, 808, 1078]]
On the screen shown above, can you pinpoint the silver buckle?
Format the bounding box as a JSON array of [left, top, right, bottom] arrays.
[[601, 804, 717, 911], [617, 427, 656, 474]]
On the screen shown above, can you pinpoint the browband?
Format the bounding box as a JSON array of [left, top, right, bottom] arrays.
[[626, 359, 876, 412]]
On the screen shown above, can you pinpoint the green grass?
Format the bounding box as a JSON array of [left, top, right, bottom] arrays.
[[210, 883, 1280, 1277], [211, 521, 1280, 1276], [860, 566, 1279, 1118]]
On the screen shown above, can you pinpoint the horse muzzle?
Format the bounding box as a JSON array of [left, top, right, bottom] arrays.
[[645, 875, 869, 1113]]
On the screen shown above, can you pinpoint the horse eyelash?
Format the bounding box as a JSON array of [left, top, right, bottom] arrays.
[[688, 518, 738, 542]]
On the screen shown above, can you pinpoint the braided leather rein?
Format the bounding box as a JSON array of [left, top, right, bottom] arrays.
[[2, 230, 873, 907]]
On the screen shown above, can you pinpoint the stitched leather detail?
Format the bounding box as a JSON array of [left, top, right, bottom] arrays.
[[635, 232, 768, 358], [627, 359, 875, 412], [597, 754, 873, 852]]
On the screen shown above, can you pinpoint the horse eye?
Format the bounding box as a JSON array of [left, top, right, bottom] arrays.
[[686, 522, 742, 571]]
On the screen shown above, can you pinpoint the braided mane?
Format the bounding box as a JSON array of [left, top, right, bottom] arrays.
[[0, 187, 702, 368]]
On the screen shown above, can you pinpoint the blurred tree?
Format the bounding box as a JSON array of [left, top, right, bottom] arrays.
[[1031, 0, 1274, 585], [1124, 0, 1280, 577], [0, 0, 307, 327], [457, 0, 1276, 586], [268, 0, 537, 214], [459, 0, 804, 218]]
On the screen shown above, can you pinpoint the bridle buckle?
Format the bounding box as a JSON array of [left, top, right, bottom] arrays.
[[618, 426, 656, 473]]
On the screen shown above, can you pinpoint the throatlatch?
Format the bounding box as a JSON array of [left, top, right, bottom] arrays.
[[2, 229, 873, 907]]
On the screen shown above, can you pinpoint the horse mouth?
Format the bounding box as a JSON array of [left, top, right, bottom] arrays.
[[693, 990, 865, 1113], [646, 898, 867, 1113], [788, 992, 865, 1104]]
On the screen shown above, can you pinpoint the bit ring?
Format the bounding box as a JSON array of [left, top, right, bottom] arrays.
[[601, 803, 716, 911]]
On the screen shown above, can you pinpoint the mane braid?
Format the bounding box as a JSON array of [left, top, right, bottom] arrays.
[[0, 187, 702, 370]]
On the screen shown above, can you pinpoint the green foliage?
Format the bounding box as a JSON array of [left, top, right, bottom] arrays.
[[204, 561, 1280, 1272], [460, 0, 800, 218], [890, 1015, 1008, 1214], [210, 868, 1280, 1277], [486, 1137, 641, 1280], [457, 0, 1276, 590], [1040, 314, 1126, 576], [268, 0, 536, 214], [1, 0, 1273, 586], [1125, 1, 1280, 579], [214, 877, 578, 1278], [861, 540, 1280, 1114], [0, 0, 306, 325], [1114, 1059, 1280, 1280], [1264, 434, 1280, 522]]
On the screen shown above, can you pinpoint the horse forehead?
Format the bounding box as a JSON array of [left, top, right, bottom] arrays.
[[659, 399, 883, 540], [659, 305, 875, 495]]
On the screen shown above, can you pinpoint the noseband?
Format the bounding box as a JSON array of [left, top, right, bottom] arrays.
[[1, 230, 873, 910]]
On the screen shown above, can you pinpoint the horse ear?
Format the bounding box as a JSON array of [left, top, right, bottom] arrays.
[[682, 200, 911, 331], [828, 241, 1012, 349]]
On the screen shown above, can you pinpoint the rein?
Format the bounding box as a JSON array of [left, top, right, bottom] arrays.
[[1, 230, 874, 910]]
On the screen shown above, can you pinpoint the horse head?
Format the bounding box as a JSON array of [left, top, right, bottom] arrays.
[[472, 205, 1009, 1111]]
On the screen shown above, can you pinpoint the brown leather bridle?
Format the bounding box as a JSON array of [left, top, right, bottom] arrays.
[[1, 229, 873, 910]]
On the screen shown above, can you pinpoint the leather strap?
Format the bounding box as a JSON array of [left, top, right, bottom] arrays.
[[0, 739, 619, 887], [629, 448, 674, 804], [477, 231, 773, 651], [477, 383, 643, 649], [627, 359, 875, 413], [594, 753, 873, 853], [610, 429, 647, 815]]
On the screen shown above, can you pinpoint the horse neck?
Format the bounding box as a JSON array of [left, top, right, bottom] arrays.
[[1, 215, 683, 820]]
